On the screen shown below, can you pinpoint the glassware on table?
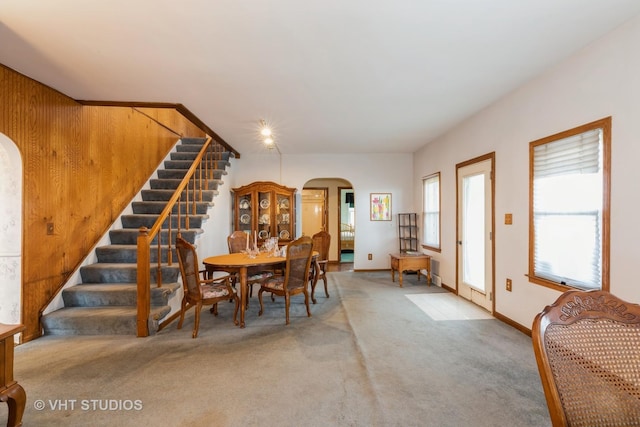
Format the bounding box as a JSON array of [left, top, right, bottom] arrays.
[[246, 244, 259, 259], [278, 245, 287, 258], [262, 237, 279, 256], [244, 237, 260, 259]]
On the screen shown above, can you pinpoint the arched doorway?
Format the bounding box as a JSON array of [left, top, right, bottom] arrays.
[[302, 178, 354, 267], [0, 133, 23, 335]]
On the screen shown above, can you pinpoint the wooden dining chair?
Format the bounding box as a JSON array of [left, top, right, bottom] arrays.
[[227, 230, 275, 306], [310, 230, 331, 303], [258, 236, 313, 324], [176, 236, 239, 338], [532, 289, 640, 426]]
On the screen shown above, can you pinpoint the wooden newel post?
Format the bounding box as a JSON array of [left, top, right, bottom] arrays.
[[137, 227, 151, 337], [0, 323, 26, 427]]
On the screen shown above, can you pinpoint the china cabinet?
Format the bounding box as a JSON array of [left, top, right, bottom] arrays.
[[232, 181, 296, 245]]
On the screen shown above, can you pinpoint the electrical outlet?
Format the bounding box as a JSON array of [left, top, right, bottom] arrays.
[[505, 213, 513, 225], [368, 253, 372, 260], [506, 278, 512, 292]]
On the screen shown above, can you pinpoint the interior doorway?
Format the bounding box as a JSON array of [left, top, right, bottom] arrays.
[[301, 188, 328, 236], [302, 178, 353, 266], [456, 153, 495, 314]]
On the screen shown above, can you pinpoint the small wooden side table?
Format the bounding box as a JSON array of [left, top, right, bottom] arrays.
[[0, 323, 26, 427], [389, 253, 432, 287]]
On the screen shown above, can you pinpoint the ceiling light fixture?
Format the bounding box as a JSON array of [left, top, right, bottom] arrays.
[[259, 119, 277, 150], [259, 119, 282, 183], [260, 126, 272, 137]]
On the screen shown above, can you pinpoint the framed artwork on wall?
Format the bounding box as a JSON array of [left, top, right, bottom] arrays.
[[370, 193, 392, 221]]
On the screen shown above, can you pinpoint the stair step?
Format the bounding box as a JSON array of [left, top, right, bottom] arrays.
[[180, 137, 207, 146], [96, 244, 180, 263], [170, 151, 199, 161], [132, 201, 211, 215], [164, 159, 208, 170], [175, 144, 206, 153], [121, 214, 207, 230], [178, 140, 230, 156], [170, 150, 231, 162], [149, 178, 221, 190], [141, 189, 217, 202], [157, 169, 227, 180], [62, 282, 180, 307], [109, 229, 200, 245], [42, 306, 171, 336], [176, 138, 230, 156], [80, 263, 180, 284]]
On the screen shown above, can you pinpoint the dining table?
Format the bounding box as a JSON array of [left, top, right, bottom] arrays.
[[202, 251, 319, 328]]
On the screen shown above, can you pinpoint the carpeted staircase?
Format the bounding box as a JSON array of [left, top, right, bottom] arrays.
[[41, 138, 231, 335]]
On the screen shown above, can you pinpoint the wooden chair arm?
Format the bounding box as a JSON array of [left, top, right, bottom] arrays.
[[200, 271, 236, 295], [200, 270, 230, 284]]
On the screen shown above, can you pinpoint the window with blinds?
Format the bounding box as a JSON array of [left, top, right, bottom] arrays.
[[422, 173, 441, 251], [529, 117, 611, 291]]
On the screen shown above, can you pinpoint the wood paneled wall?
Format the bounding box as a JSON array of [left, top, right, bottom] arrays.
[[0, 64, 205, 341]]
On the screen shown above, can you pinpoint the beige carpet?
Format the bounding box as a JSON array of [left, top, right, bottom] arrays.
[[2, 271, 550, 427], [405, 293, 494, 321]]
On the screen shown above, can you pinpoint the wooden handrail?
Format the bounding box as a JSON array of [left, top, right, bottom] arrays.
[[136, 136, 221, 336]]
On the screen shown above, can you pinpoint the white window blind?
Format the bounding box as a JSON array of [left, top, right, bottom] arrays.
[[533, 129, 601, 177], [422, 174, 440, 249], [532, 128, 603, 290]]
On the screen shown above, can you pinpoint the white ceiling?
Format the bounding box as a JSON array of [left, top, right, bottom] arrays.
[[2, 1, 640, 156]]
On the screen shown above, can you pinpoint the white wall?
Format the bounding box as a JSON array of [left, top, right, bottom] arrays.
[[414, 14, 640, 330], [230, 152, 414, 270], [195, 157, 237, 261]]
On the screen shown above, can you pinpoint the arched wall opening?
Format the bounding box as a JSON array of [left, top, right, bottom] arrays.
[[0, 132, 23, 339], [301, 177, 354, 264]]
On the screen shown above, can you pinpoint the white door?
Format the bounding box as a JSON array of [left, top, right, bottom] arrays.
[[456, 155, 494, 313], [301, 188, 327, 236]]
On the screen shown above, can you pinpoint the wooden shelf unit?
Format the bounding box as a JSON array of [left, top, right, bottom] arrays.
[[398, 213, 418, 253]]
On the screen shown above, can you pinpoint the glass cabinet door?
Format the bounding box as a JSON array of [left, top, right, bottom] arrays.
[[276, 193, 292, 242], [238, 193, 252, 233], [257, 191, 272, 241]]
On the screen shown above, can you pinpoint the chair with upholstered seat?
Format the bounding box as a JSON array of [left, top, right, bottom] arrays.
[[227, 230, 275, 306], [532, 289, 640, 426], [176, 236, 239, 338], [310, 230, 331, 303], [258, 236, 313, 324]]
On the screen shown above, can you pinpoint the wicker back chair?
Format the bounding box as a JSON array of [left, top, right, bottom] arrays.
[[227, 230, 274, 306], [310, 230, 331, 303], [532, 290, 640, 426], [257, 236, 313, 324], [175, 236, 238, 338]]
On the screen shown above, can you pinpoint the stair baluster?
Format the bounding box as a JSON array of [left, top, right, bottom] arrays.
[[136, 136, 220, 337]]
